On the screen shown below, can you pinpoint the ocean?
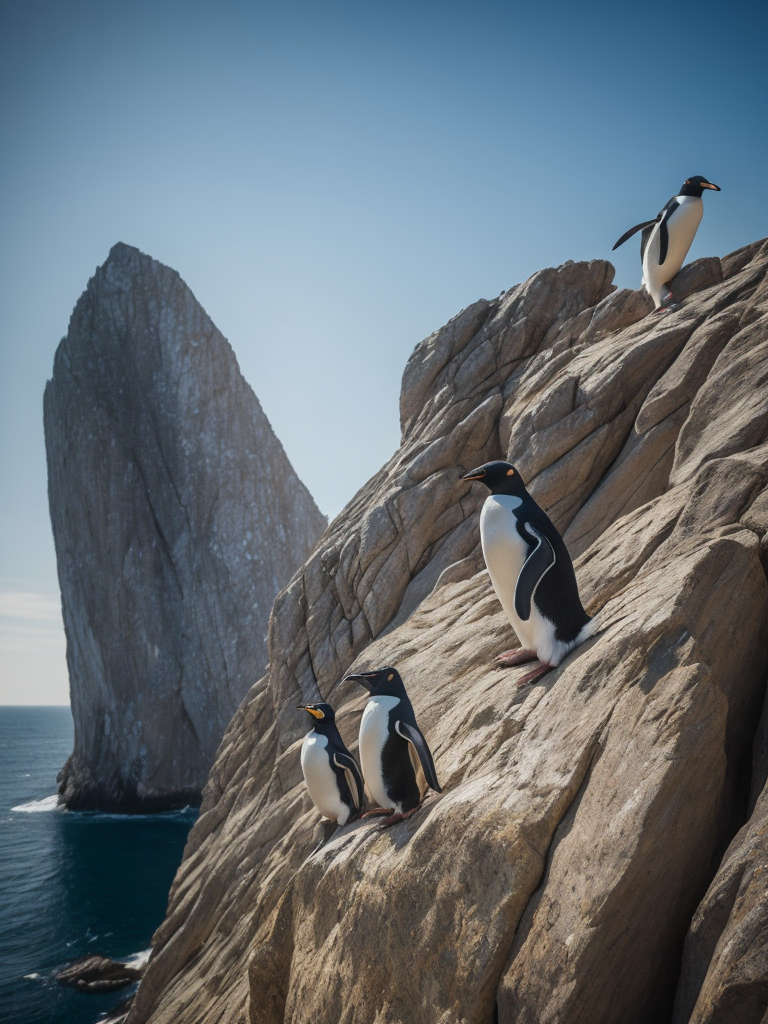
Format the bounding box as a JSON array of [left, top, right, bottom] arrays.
[[0, 707, 197, 1024]]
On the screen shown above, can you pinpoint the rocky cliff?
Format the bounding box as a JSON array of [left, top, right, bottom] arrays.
[[45, 243, 327, 812], [128, 239, 768, 1022]]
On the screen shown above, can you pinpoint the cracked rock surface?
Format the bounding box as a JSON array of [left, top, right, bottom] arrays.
[[45, 243, 327, 812], [128, 240, 768, 1022]]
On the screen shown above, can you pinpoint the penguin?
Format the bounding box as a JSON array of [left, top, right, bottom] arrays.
[[343, 667, 441, 827], [612, 175, 720, 309], [298, 702, 365, 826], [462, 460, 592, 686]]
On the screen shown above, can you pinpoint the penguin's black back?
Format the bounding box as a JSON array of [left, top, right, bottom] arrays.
[[515, 500, 590, 643], [325, 724, 360, 812], [381, 705, 422, 813], [331, 761, 358, 812]]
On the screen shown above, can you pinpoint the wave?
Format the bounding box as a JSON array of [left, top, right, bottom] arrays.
[[68, 806, 198, 822], [12, 795, 60, 813], [10, 796, 197, 820]]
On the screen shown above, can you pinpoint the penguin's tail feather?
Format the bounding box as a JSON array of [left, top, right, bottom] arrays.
[[577, 614, 601, 644]]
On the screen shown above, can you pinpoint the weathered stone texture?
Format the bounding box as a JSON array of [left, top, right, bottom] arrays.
[[128, 239, 768, 1023], [45, 243, 326, 811]]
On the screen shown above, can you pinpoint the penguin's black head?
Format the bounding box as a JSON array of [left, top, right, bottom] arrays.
[[461, 460, 528, 497], [343, 666, 407, 698], [297, 702, 336, 728], [679, 175, 721, 197]]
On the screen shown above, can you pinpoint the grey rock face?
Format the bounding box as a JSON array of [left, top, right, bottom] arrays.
[[45, 243, 326, 812], [128, 240, 768, 1024]]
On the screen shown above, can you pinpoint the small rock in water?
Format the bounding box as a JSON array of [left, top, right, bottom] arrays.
[[55, 954, 142, 993]]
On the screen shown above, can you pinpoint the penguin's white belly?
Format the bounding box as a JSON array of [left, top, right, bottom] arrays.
[[300, 733, 349, 824], [359, 695, 400, 810], [643, 197, 703, 305], [480, 494, 560, 661]]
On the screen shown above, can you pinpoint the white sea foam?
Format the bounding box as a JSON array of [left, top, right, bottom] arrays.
[[123, 948, 152, 969], [12, 794, 60, 813]]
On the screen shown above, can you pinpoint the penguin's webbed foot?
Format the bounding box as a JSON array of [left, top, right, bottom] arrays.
[[495, 647, 538, 667], [516, 662, 553, 688], [657, 285, 679, 312], [376, 805, 422, 829], [361, 807, 395, 819]]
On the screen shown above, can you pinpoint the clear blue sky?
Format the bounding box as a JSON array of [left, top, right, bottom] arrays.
[[1, 0, 765, 703]]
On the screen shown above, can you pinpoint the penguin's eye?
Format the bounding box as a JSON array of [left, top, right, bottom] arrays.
[[387, 673, 394, 681], [506, 468, 515, 476]]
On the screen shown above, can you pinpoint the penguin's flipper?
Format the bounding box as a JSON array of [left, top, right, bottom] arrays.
[[514, 525, 556, 621], [333, 752, 365, 812], [395, 720, 442, 793], [657, 200, 680, 265], [612, 219, 657, 251]]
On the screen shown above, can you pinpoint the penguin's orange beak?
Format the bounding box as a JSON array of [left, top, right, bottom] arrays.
[[702, 182, 721, 190], [297, 705, 325, 719], [461, 468, 486, 481]]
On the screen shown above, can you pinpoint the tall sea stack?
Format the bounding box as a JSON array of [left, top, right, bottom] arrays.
[[44, 243, 327, 812]]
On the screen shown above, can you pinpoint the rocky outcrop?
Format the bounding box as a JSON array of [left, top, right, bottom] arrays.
[[45, 244, 326, 812], [672, 681, 768, 1024], [128, 240, 768, 1023]]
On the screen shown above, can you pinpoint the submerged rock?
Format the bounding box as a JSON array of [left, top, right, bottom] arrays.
[[128, 240, 768, 1023], [45, 243, 326, 812]]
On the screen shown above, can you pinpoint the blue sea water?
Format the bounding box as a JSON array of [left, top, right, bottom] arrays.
[[0, 707, 197, 1024]]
